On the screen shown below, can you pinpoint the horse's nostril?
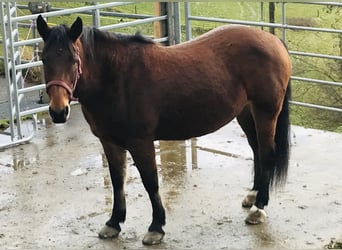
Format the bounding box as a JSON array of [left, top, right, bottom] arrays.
[[49, 106, 69, 124]]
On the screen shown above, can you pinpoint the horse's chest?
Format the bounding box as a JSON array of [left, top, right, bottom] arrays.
[[80, 105, 128, 143]]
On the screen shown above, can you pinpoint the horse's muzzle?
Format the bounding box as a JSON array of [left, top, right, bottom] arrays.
[[49, 105, 70, 124]]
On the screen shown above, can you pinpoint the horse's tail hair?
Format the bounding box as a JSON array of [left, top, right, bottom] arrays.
[[272, 80, 291, 187]]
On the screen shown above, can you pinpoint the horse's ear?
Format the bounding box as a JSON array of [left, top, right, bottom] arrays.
[[69, 17, 83, 42], [36, 15, 50, 42]]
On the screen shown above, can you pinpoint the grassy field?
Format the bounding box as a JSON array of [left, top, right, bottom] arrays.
[[1, 2, 341, 132]]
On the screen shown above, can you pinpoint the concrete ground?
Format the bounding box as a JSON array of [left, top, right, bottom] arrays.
[[0, 104, 341, 249]]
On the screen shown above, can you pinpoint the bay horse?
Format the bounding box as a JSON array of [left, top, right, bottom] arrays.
[[37, 15, 291, 245]]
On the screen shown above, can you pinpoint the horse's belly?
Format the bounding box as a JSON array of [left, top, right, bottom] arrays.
[[155, 91, 247, 140], [155, 110, 235, 141]]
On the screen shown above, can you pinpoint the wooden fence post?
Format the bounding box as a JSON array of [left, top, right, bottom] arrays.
[[154, 2, 168, 45]]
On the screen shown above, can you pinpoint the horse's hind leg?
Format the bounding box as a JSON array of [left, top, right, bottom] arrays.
[[237, 106, 259, 208], [98, 140, 127, 239], [244, 106, 279, 225]]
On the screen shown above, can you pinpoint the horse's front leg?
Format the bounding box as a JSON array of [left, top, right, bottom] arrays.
[[127, 139, 166, 245], [98, 139, 127, 239]]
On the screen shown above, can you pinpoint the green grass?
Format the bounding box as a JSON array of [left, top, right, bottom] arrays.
[[1, 2, 341, 132]]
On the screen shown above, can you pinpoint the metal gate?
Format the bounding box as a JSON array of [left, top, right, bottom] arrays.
[[0, 3, 38, 149], [0, 2, 181, 149]]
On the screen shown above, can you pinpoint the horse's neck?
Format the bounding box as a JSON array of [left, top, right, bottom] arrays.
[[77, 39, 122, 98]]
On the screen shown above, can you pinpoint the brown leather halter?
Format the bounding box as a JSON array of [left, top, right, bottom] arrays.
[[46, 44, 82, 102]]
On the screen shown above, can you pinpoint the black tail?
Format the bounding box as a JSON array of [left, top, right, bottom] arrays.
[[273, 81, 291, 186]]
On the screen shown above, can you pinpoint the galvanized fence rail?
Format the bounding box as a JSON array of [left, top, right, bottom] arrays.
[[0, 2, 180, 149], [184, 2, 342, 113]]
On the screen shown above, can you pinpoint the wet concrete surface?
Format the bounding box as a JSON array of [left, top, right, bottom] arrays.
[[0, 104, 341, 249]]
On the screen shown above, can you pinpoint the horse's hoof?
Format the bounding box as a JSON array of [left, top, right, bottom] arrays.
[[142, 231, 165, 245], [242, 191, 257, 208], [98, 225, 120, 239], [245, 205, 267, 225]]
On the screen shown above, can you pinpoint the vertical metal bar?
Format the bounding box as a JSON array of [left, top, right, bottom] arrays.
[[260, 2, 264, 30], [167, 3, 175, 45], [173, 2, 181, 44], [191, 138, 198, 170], [92, 2, 101, 28], [0, 3, 15, 140], [184, 2, 192, 41], [164, 2, 180, 44], [9, 3, 23, 139], [6, 3, 23, 139], [32, 20, 38, 61], [282, 2, 286, 43], [269, 2, 275, 34]]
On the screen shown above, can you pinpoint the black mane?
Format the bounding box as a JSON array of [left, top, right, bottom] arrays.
[[82, 27, 154, 46], [113, 30, 155, 45], [80, 27, 154, 60]]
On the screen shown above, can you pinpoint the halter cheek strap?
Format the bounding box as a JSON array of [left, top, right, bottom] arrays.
[[46, 45, 82, 102]]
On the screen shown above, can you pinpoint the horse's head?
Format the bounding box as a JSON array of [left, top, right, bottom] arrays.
[[37, 15, 83, 123]]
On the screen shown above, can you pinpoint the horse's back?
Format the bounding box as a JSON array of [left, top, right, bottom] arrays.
[[183, 25, 291, 102], [163, 25, 291, 94], [172, 25, 282, 65]]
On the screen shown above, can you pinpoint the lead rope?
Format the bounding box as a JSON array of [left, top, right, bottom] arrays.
[[71, 44, 82, 101]]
